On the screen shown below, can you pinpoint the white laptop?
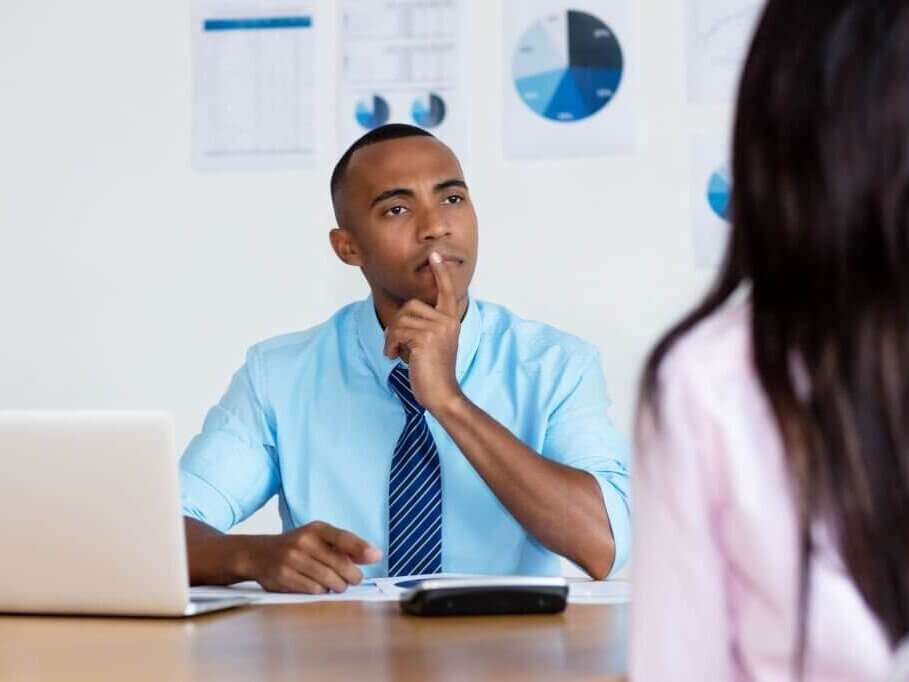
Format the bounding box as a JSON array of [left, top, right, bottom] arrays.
[[0, 411, 250, 617]]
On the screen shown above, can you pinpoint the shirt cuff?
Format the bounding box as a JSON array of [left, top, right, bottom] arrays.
[[180, 470, 237, 533]]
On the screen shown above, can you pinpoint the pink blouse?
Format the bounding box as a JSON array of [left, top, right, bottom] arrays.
[[631, 303, 891, 681]]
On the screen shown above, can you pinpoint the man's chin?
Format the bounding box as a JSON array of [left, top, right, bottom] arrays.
[[403, 287, 467, 309]]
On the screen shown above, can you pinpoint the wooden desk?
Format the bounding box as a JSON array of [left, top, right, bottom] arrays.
[[0, 602, 627, 681]]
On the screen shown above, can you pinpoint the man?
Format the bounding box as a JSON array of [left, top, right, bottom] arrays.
[[182, 124, 629, 593]]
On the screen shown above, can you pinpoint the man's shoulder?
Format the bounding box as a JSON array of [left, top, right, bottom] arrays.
[[475, 299, 599, 367], [247, 301, 361, 364]]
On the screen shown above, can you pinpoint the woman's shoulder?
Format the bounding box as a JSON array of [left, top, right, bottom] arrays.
[[659, 299, 754, 393]]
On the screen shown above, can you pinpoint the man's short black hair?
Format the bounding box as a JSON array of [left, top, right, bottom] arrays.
[[330, 124, 435, 218]]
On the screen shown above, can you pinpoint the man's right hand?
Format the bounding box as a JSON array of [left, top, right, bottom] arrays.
[[244, 521, 383, 594], [184, 517, 383, 594]]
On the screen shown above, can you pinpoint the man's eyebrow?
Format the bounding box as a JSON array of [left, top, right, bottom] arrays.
[[370, 188, 415, 208], [434, 179, 468, 192], [369, 179, 467, 207]]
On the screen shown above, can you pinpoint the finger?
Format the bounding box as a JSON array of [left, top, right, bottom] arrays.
[[384, 325, 437, 359], [259, 567, 326, 595], [429, 251, 458, 318], [384, 327, 414, 359], [280, 551, 347, 594], [289, 553, 352, 593], [309, 539, 365, 586], [320, 525, 384, 565], [390, 314, 435, 333], [397, 298, 446, 323]]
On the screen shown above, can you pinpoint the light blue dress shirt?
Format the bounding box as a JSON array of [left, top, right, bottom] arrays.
[[180, 296, 631, 577]]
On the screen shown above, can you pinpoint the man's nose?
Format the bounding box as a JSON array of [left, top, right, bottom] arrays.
[[417, 208, 451, 241]]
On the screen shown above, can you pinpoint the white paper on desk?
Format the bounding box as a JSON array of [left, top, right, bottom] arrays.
[[372, 572, 484, 597], [191, 580, 396, 604], [189, 573, 481, 604], [567, 579, 630, 604], [190, 574, 629, 604]]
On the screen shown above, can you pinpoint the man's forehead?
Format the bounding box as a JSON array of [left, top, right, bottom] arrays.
[[346, 137, 463, 192]]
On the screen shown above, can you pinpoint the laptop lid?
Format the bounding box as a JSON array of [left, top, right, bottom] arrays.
[[0, 411, 191, 616]]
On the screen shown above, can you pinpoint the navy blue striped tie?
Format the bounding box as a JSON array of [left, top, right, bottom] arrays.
[[387, 364, 442, 577]]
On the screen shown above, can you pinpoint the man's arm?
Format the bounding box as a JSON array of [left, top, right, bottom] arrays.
[[383, 252, 619, 578], [185, 517, 383, 593], [431, 396, 615, 578], [186, 517, 250, 585], [181, 352, 382, 594]]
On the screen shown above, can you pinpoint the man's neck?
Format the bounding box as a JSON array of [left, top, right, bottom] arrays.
[[372, 291, 469, 329]]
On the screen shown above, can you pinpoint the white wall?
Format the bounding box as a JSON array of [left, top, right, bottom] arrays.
[[0, 1, 723, 535]]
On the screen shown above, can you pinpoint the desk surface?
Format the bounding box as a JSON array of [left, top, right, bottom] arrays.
[[0, 601, 627, 681]]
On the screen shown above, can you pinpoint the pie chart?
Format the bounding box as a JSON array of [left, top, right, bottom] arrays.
[[412, 93, 446, 128], [355, 95, 390, 130], [513, 10, 624, 122], [707, 166, 732, 221]]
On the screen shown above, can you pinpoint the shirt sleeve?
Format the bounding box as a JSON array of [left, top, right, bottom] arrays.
[[542, 352, 631, 576], [630, 358, 734, 681], [179, 345, 280, 532]]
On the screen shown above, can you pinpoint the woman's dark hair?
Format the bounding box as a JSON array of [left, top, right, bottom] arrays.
[[640, 0, 909, 671]]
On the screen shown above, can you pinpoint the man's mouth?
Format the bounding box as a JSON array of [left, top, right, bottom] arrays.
[[415, 255, 464, 272]]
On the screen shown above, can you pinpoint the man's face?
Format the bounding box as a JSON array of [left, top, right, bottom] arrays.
[[332, 136, 478, 310]]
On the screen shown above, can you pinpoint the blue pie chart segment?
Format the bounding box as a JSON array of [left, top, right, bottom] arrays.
[[412, 93, 446, 128], [515, 69, 565, 117], [355, 95, 390, 130], [513, 10, 624, 122], [707, 166, 732, 221]]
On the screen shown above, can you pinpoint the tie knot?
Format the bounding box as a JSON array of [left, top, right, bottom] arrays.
[[388, 364, 424, 415]]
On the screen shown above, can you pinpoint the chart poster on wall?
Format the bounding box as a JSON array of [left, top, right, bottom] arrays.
[[503, 0, 636, 160], [337, 0, 466, 156], [192, 0, 317, 171], [689, 134, 732, 268], [685, 0, 762, 104]]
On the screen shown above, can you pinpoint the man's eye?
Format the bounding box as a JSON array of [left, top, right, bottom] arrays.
[[384, 206, 409, 217], [444, 195, 464, 205]]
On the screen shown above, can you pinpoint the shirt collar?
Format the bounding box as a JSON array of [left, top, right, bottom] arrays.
[[355, 294, 483, 389]]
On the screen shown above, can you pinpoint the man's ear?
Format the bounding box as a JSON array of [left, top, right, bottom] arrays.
[[329, 227, 363, 267]]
